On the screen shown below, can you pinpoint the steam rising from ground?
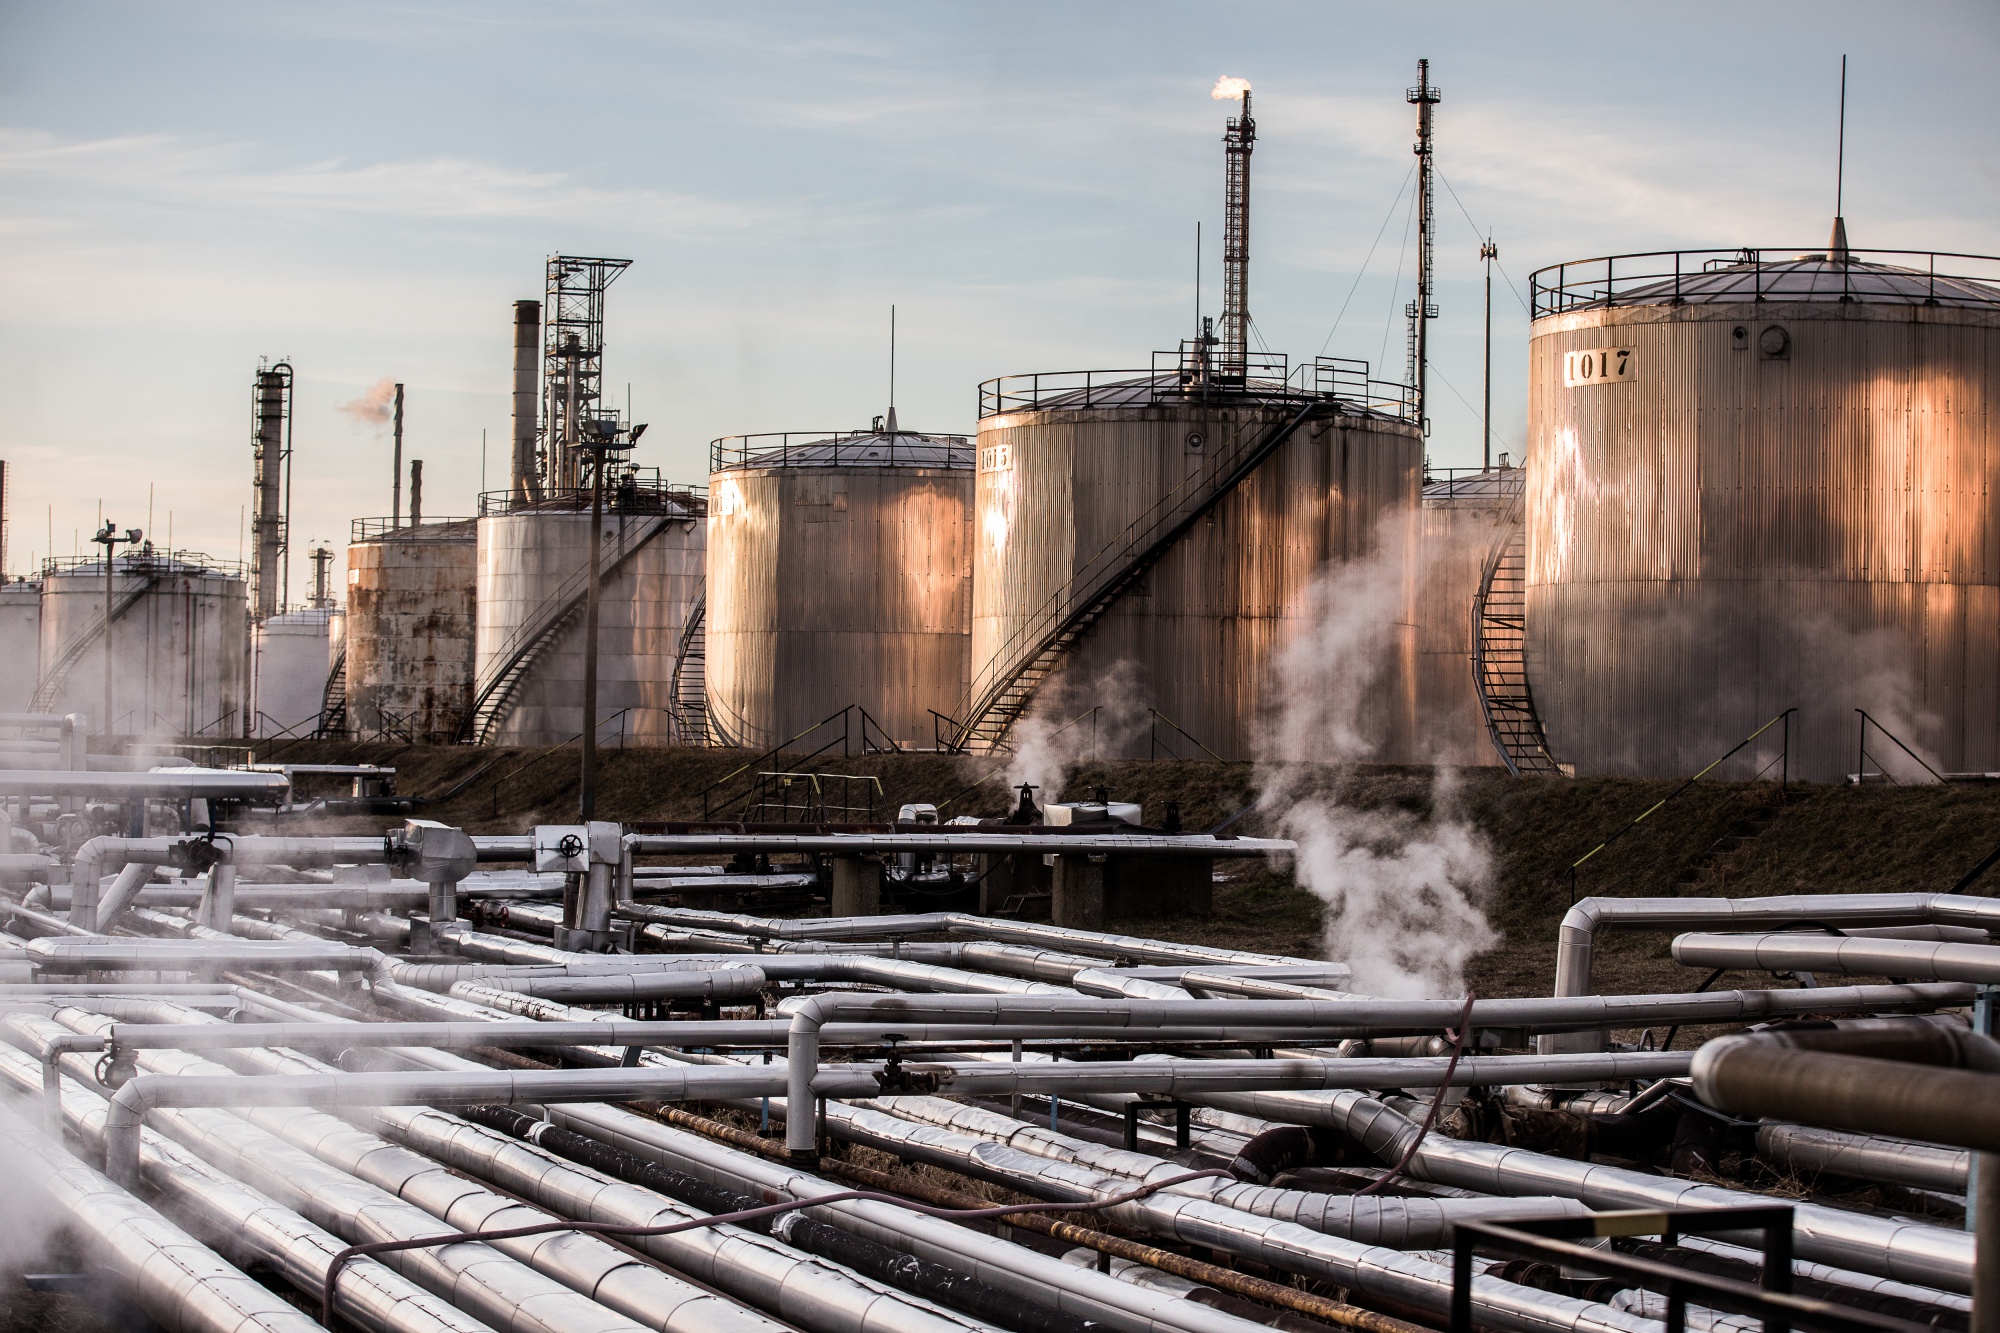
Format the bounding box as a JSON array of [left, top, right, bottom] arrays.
[[1211, 75, 1251, 101], [1004, 659, 1150, 803], [338, 377, 397, 428], [1258, 505, 1496, 998]]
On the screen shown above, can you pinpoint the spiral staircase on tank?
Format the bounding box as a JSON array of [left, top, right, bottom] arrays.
[[316, 648, 347, 738], [668, 591, 709, 746], [1471, 490, 1563, 776], [459, 514, 675, 746], [950, 401, 1323, 753], [29, 568, 162, 714]]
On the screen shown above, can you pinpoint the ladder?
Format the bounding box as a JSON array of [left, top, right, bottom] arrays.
[[952, 401, 1323, 753], [317, 648, 347, 738], [1471, 496, 1562, 776], [461, 515, 675, 745], [669, 591, 708, 746]]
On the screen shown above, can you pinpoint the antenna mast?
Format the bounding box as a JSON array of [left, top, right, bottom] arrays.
[[1829, 55, 1850, 263], [1220, 87, 1255, 381], [1406, 59, 1441, 435]]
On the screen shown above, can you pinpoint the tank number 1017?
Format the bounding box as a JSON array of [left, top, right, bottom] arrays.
[[1563, 347, 1636, 387]]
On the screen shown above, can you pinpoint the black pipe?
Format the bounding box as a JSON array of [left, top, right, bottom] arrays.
[[462, 1105, 1101, 1333]]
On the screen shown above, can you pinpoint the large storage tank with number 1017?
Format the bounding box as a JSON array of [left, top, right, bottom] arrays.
[[1526, 244, 2000, 781]]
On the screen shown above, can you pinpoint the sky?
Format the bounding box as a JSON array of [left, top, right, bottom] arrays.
[[1, 1, 1995, 604]]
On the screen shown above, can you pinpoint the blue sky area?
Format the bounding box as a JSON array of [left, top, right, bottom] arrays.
[[1, 1, 1994, 601]]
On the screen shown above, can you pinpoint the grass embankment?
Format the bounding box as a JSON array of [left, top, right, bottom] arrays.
[[245, 739, 2000, 999]]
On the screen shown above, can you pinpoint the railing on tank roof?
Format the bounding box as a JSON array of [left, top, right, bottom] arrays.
[[976, 349, 1414, 421], [1422, 464, 1524, 503], [39, 548, 244, 578], [349, 516, 476, 542], [478, 470, 707, 517], [709, 429, 974, 473], [1529, 247, 2000, 318]]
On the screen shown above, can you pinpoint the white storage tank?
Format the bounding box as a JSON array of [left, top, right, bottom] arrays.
[[706, 428, 973, 751], [470, 472, 705, 747], [250, 607, 335, 739], [969, 362, 1421, 760], [1526, 245, 2000, 781], [33, 549, 248, 738], [0, 579, 41, 713], [344, 518, 477, 743]]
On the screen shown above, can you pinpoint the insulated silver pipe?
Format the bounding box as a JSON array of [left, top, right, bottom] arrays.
[[1674, 931, 2000, 983], [27, 935, 381, 973], [0, 1098, 325, 1333], [0, 768, 292, 797], [623, 832, 1293, 857], [1758, 1122, 1968, 1194], [1546, 892, 2000, 1054]]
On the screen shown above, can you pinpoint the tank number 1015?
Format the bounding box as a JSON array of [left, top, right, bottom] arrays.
[[1563, 347, 1636, 387]]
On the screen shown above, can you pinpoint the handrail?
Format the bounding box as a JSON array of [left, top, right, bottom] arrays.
[[1148, 709, 1224, 763], [954, 400, 1328, 750], [1468, 486, 1558, 776], [710, 430, 972, 473], [1853, 708, 1945, 785], [1528, 246, 2000, 317], [668, 590, 708, 747], [700, 705, 896, 819], [315, 646, 347, 740]]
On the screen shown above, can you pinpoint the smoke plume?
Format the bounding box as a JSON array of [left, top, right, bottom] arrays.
[[338, 377, 397, 429], [1211, 75, 1251, 101], [1257, 505, 1497, 998], [1004, 658, 1151, 804]]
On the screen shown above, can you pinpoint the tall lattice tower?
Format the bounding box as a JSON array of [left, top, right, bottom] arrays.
[[250, 359, 293, 617], [1405, 60, 1441, 434], [541, 255, 632, 492], [1220, 87, 1256, 380]]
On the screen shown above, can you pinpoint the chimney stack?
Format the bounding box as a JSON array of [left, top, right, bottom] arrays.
[[511, 300, 542, 504]]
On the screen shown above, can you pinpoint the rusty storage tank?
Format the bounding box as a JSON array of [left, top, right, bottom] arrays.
[[343, 517, 476, 743], [1417, 466, 1518, 766], [33, 548, 248, 738], [250, 607, 335, 738], [968, 358, 1422, 760], [469, 470, 706, 747], [706, 427, 973, 751], [0, 579, 41, 713], [1526, 245, 2000, 781]]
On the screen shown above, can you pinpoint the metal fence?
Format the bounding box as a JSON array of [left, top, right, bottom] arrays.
[[349, 516, 476, 542], [977, 349, 1413, 421], [1529, 247, 2000, 318], [478, 473, 707, 518], [40, 549, 245, 578], [709, 431, 973, 473]]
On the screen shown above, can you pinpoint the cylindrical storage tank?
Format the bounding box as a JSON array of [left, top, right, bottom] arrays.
[[473, 478, 705, 747], [707, 430, 973, 751], [0, 580, 41, 713], [972, 375, 1421, 760], [344, 519, 476, 743], [250, 608, 334, 738], [36, 551, 248, 738], [1417, 467, 1518, 766], [1526, 249, 2000, 781]]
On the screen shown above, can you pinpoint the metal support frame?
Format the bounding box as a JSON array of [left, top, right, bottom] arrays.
[[542, 255, 632, 492]]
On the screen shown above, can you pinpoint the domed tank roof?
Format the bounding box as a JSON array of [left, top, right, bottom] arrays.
[[1535, 248, 2000, 316], [714, 429, 972, 471]]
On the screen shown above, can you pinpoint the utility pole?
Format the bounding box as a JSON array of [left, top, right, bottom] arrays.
[[575, 415, 648, 822], [1481, 237, 1498, 472], [1407, 60, 1441, 436], [391, 383, 405, 528], [92, 520, 143, 738]]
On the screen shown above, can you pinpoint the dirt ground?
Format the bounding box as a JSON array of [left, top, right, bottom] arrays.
[[239, 739, 2000, 1000]]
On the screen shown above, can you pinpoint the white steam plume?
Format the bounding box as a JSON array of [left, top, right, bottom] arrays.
[[1211, 75, 1251, 101], [1004, 658, 1151, 803], [1257, 505, 1497, 998], [338, 377, 397, 429]]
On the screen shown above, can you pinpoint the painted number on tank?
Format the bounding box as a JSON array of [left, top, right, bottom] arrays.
[[979, 444, 1013, 474], [1563, 348, 1635, 387]]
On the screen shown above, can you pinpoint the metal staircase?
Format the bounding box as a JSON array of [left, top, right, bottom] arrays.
[[460, 515, 674, 745], [1471, 494, 1562, 775], [669, 591, 708, 746], [29, 569, 161, 713], [951, 402, 1323, 753], [317, 648, 347, 738]]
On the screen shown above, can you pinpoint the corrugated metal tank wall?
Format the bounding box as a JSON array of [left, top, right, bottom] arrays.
[[250, 608, 333, 738], [706, 445, 972, 751], [475, 507, 704, 746], [0, 582, 41, 713], [38, 559, 247, 738], [1527, 296, 2000, 782], [344, 521, 476, 743], [1417, 474, 1515, 766], [973, 402, 1421, 761]]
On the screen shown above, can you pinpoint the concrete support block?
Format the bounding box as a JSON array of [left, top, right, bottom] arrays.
[[1051, 854, 1105, 931], [831, 855, 882, 917], [1106, 854, 1214, 920], [976, 851, 1050, 915]]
